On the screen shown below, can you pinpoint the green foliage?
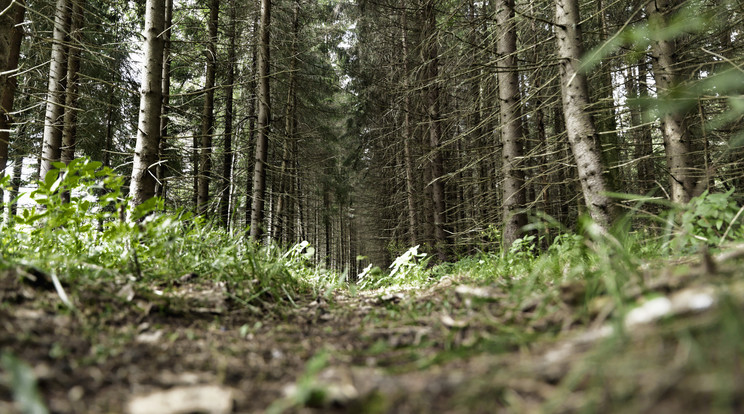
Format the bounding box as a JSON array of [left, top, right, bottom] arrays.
[[670, 189, 744, 252], [0, 158, 320, 307]]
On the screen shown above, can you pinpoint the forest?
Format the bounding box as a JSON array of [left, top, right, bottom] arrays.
[[1, 0, 744, 412]]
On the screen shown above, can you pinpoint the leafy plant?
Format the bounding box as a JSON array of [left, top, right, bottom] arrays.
[[357, 245, 429, 290], [671, 189, 744, 251]]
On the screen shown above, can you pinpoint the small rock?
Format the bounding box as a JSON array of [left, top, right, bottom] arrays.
[[126, 384, 233, 414]]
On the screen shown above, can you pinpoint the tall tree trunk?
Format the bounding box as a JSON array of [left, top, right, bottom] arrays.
[[155, 0, 173, 200], [103, 85, 115, 167], [422, 0, 448, 261], [130, 0, 166, 208], [272, 0, 299, 243], [249, 0, 271, 241], [40, 0, 71, 179], [244, 10, 259, 229], [647, 0, 694, 204], [61, 0, 84, 166], [197, 0, 219, 216], [495, 0, 527, 249], [627, 59, 654, 196], [220, 0, 236, 228], [400, 2, 418, 247], [0, 0, 25, 176], [554, 0, 615, 230]]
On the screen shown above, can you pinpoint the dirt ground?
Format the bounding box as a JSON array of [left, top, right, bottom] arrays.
[[2, 254, 744, 413]]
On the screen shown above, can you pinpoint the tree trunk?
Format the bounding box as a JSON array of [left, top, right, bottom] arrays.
[[245, 10, 258, 229], [554, 0, 615, 230], [0, 0, 15, 70], [197, 0, 219, 216], [400, 2, 418, 247], [495, 0, 527, 249], [647, 0, 694, 204], [422, 0, 448, 261], [272, 0, 299, 243], [40, 0, 71, 179], [249, 0, 271, 241], [155, 0, 173, 200], [61, 0, 84, 166], [130, 0, 166, 208], [0, 0, 25, 176], [627, 59, 654, 196], [220, 0, 236, 228]]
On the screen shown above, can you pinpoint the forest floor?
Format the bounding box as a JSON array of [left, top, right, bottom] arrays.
[[2, 248, 744, 413]]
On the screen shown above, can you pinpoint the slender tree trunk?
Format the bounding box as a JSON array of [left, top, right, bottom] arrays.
[[647, 0, 694, 204], [9, 156, 21, 218], [249, 0, 271, 241], [220, 0, 236, 228], [554, 0, 615, 230], [103, 85, 115, 167], [197, 0, 219, 216], [272, 0, 299, 243], [130, 0, 166, 208], [155, 0, 173, 200], [61, 0, 84, 167], [422, 0, 448, 261], [594, 0, 621, 190], [400, 2, 418, 247], [0, 0, 25, 176], [627, 60, 654, 196], [495, 0, 527, 249], [40, 0, 71, 179], [244, 11, 258, 229]]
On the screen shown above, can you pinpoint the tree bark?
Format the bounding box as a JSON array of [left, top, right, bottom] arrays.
[[40, 0, 71, 179], [647, 0, 694, 204], [554, 0, 615, 230], [155, 0, 173, 200], [272, 0, 299, 243], [61, 0, 84, 166], [249, 0, 271, 241], [244, 10, 258, 229], [130, 0, 165, 208], [220, 0, 236, 228], [422, 0, 448, 261], [197, 0, 219, 216], [0, 0, 25, 176], [400, 1, 418, 247], [495, 0, 527, 249]]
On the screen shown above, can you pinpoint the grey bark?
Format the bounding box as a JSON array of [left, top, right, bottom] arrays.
[[40, 0, 71, 179], [130, 0, 165, 208], [61, 0, 84, 166], [495, 0, 527, 249], [155, 0, 173, 199], [422, 0, 447, 261], [220, 0, 236, 228], [197, 0, 219, 215], [272, 0, 298, 243], [647, 0, 694, 204], [400, 2, 418, 247], [249, 0, 271, 241], [555, 0, 615, 230]]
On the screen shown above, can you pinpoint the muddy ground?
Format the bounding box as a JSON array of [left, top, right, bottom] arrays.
[[2, 251, 744, 413]]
